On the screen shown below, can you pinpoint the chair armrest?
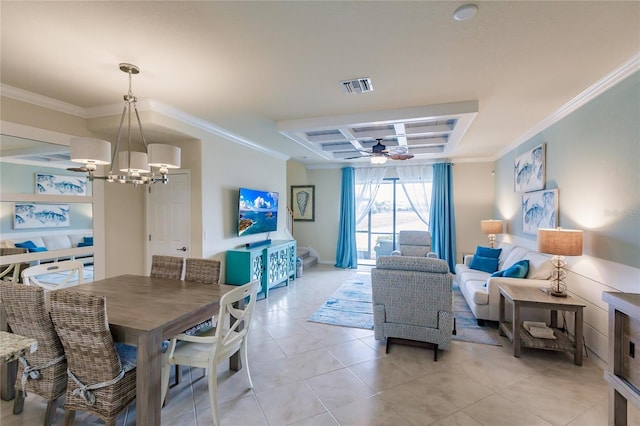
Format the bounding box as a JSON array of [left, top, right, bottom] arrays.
[[391, 250, 401, 256], [463, 255, 473, 265], [426, 252, 438, 259]]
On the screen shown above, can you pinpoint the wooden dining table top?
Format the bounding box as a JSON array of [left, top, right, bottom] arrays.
[[69, 274, 238, 338]]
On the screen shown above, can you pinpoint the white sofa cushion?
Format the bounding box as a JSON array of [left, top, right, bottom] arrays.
[[523, 252, 553, 279], [502, 246, 528, 269], [497, 242, 517, 269], [467, 280, 489, 305], [42, 235, 72, 250]]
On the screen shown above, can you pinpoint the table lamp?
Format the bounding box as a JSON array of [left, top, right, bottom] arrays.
[[481, 219, 503, 248], [537, 227, 583, 297]]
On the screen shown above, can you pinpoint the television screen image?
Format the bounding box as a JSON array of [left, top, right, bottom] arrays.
[[238, 187, 279, 236]]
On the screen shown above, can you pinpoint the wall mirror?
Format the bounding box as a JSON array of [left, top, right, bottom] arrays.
[[0, 133, 96, 280]]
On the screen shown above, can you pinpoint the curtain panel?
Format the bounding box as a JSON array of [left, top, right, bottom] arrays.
[[354, 167, 387, 225], [429, 163, 457, 271], [395, 165, 433, 228], [335, 167, 358, 268]]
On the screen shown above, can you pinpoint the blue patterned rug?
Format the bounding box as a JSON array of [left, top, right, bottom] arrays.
[[308, 274, 502, 346], [308, 274, 374, 329]]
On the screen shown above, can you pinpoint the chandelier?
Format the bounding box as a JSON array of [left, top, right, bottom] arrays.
[[70, 63, 181, 185]]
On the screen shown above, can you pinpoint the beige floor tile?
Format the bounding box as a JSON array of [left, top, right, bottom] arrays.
[[377, 379, 459, 424], [456, 357, 537, 391], [305, 368, 375, 410], [255, 380, 326, 425], [331, 395, 412, 426], [417, 369, 494, 410], [299, 321, 358, 346], [326, 338, 381, 366], [347, 356, 417, 392], [275, 332, 323, 357], [289, 411, 340, 426], [463, 394, 552, 426], [217, 395, 268, 426], [288, 347, 345, 379], [430, 410, 484, 426], [249, 357, 303, 393], [247, 337, 287, 363]]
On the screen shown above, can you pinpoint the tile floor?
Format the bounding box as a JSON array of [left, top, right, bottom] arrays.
[[2, 264, 639, 425]]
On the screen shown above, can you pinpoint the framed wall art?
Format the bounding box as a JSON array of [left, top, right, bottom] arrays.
[[14, 203, 70, 229], [514, 143, 545, 192], [36, 173, 87, 196], [291, 185, 315, 222], [522, 189, 557, 235]]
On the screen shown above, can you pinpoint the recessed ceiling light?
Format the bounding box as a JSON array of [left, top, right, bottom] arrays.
[[453, 4, 478, 21]]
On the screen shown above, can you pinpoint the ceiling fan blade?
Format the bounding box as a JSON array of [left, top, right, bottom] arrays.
[[389, 153, 415, 160], [67, 166, 88, 172]]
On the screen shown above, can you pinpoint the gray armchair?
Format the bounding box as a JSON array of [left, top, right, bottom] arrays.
[[371, 255, 454, 361], [391, 230, 437, 258]]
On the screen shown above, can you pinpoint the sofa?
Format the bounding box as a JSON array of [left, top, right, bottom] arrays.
[[454, 242, 554, 323], [1, 234, 94, 266], [372, 255, 454, 361]]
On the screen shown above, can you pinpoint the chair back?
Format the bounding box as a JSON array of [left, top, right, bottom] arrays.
[[49, 291, 123, 384], [396, 230, 433, 257], [213, 280, 259, 361], [184, 258, 221, 284], [0, 281, 66, 399], [22, 260, 84, 290], [0, 247, 28, 283], [150, 255, 184, 280]]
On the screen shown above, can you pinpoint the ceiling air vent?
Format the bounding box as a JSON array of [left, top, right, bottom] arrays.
[[340, 77, 373, 94]]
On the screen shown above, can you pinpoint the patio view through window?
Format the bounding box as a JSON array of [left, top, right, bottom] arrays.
[[356, 178, 432, 266]]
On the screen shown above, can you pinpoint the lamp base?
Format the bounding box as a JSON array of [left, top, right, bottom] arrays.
[[549, 290, 568, 298]]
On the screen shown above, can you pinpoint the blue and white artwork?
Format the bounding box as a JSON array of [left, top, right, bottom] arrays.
[[514, 144, 545, 192], [14, 203, 70, 229], [36, 173, 87, 196], [522, 189, 557, 235]]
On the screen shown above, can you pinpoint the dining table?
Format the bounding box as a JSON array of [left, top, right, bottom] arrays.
[[67, 274, 241, 425]]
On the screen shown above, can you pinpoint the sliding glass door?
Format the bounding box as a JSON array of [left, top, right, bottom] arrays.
[[356, 178, 431, 265]]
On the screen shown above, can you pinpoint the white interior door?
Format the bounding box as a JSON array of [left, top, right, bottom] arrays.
[[146, 171, 190, 274]]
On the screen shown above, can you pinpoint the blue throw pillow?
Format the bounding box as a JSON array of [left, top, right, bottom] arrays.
[[83, 236, 94, 245], [15, 240, 37, 250], [78, 241, 93, 247], [29, 246, 48, 253], [489, 260, 530, 278], [475, 246, 502, 259], [469, 255, 499, 273]]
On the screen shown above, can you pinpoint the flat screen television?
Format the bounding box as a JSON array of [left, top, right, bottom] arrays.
[[237, 187, 279, 237]]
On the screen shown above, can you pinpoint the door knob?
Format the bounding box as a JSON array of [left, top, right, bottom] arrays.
[[177, 247, 187, 252]]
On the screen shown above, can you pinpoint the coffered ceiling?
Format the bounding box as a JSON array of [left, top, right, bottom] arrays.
[[1, 1, 638, 167]]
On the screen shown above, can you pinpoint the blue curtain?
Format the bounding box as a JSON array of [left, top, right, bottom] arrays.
[[335, 167, 357, 268], [429, 163, 457, 271]]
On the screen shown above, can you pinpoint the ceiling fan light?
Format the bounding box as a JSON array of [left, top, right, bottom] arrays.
[[370, 155, 387, 165], [70, 138, 111, 165], [119, 151, 150, 174], [148, 144, 181, 169]]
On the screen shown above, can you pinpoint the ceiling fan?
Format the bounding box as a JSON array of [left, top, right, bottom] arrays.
[[345, 138, 414, 162]]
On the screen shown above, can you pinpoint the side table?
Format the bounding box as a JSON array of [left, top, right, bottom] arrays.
[[498, 284, 586, 365]]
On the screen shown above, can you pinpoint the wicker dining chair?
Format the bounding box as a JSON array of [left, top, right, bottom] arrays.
[[184, 258, 221, 284], [0, 282, 67, 426], [49, 290, 137, 426], [0, 247, 29, 283], [150, 255, 184, 280]]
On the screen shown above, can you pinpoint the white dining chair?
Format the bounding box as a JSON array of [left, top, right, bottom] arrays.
[[161, 280, 259, 426], [22, 260, 84, 291]]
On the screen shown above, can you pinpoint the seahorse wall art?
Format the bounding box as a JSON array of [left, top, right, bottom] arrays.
[[14, 203, 70, 229], [514, 144, 545, 193], [522, 189, 557, 235]]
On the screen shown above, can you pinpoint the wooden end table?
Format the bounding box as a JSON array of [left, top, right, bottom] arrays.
[[498, 283, 586, 365]]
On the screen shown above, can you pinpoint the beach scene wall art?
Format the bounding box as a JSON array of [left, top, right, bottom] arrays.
[[238, 188, 279, 236], [36, 173, 87, 196], [522, 189, 557, 235], [14, 203, 70, 229], [514, 144, 545, 192]]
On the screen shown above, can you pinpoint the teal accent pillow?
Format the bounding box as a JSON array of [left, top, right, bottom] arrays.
[[469, 255, 499, 273], [475, 246, 501, 259], [78, 241, 93, 247], [83, 236, 94, 245], [29, 246, 48, 253], [15, 240, 37, 250], [490, 260, 530, 278]]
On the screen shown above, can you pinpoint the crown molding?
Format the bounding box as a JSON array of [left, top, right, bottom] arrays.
[[497, 53, 640, 159], [2, 85, 289, 161]]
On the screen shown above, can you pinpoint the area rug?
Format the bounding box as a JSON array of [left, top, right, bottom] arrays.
[[308, 274, 374, 329], [308, 274, 502, 346], [452, 282, 502, 346]]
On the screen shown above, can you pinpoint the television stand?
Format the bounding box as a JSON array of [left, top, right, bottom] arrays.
[[246, 239, 271, 249]]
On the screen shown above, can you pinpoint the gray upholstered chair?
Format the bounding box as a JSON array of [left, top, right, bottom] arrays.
[[391, 230, 437, 258], [371, 255, 454, 361]]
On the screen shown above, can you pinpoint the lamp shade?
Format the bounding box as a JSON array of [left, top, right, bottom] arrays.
[[148, 144, 181, 169], [538, 228, 583, 256], [70, 138, 111, 165], [118, 151, 150, 173], [481, 219, 503, 235]]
